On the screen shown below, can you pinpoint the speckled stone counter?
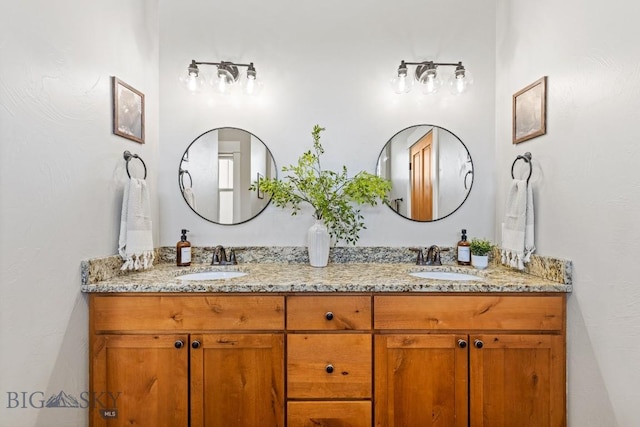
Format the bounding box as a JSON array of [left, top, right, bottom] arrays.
[[80, 261, 572, 294]]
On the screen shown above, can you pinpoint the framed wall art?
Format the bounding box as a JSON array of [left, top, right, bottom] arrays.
[[513, 76, 547, 144], [113, 77, 145, 144]]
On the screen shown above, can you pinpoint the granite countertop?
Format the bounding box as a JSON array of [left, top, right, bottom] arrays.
[[80, 261, 572, 293]]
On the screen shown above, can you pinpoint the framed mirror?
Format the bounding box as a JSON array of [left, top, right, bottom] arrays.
[[179, 127, 276, 225], [376, 124, 473, 222]]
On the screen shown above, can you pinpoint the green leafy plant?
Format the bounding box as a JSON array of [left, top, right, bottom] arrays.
[[470, 238, 494, 256], [250, 125, 392, 244]]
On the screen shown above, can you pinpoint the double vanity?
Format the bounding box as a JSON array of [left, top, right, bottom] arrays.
[[82, 248, 571, 427]]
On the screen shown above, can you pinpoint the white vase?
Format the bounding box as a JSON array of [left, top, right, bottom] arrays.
[[471, 254, 489, 270], [307, 219, 330, 267]]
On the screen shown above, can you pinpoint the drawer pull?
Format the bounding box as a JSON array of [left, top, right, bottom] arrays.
[[457, 339, 467, 349], [191, 340, 201, 349], [325, 311, 334, 321], [325, 364, 334, 374], [474, 339, 484, 349], [174, 340, 184, 349]]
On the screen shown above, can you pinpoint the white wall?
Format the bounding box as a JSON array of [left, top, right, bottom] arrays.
[[495, 1, 640, 425], [0, 1, 159, 426], [158, 0, 497, 248]]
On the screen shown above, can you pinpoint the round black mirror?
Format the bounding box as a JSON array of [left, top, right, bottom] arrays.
[[179, 127, 276, 225], [376, 124, 473, 222]]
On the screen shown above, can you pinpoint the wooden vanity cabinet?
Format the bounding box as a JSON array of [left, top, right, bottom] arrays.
[[286, 295, 373, 427], [89, 295, 285, 427], [90, 292, 566, 427], [374, 294, 566, 427]]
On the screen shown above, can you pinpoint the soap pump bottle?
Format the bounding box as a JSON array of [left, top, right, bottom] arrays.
[[457, 229, 471, 266], [176, 229, 192, 267]]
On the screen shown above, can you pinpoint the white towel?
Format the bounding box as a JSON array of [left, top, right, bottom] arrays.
[[118, 178, 154, 270], [183, 187, 197, 210], [501, 179, 535, 270]]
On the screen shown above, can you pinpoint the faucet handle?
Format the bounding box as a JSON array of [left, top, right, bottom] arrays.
[[228, 249, 237, 265], [409, 247, 425, 265]]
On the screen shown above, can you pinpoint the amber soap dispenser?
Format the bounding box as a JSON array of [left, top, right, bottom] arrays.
[[457, 229, 471, 266], [176, 229, 191, 267]]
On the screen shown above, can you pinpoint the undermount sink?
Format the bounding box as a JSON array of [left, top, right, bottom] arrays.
[[177, 271, 247, 281], [409, 271, 482, 281]]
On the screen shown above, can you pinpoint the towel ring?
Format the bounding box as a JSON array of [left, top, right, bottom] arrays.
[[179, 169, 193, 190], [511, 152, 532, 184], [123, 151, 147, 179]]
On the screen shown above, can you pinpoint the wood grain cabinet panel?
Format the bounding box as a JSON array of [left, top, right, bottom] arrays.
[[374, 295, 564, 331], [91, 334, 189, 427], [469, 334, 565, 427], [288, 334, 372, 399], [288, 401, 372, 427], [374, 334, 468, 427], [287, 295, 371, 330], [191, 333, 284, 427], [92, 295, 284, 332]]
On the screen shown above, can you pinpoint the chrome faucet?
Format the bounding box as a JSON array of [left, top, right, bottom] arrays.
[[211, 245, 237, 265]]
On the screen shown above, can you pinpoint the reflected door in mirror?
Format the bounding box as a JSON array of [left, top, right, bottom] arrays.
[[377, 125, 473, 222], [410, 131, 433, 221]]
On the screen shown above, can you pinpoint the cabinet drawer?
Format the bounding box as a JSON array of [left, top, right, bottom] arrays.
[[374, 295, 564, 331], [287, 296, 371, 330], [288, 401, 371, 427], [91, 295, 284, 332], [288, 334, 371, 398]]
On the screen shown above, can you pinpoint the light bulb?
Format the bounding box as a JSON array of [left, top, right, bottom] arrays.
[[243, 75, 263, 96], [420, 72, 442, 95], [390, 74, 413, 94], [179, 73, 204, 93], [448, 65, 473, 95], [213, 71, 234, 95]]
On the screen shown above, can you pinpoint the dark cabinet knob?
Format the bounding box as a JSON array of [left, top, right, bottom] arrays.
[[174, 340, 184, 349], [325, 312, 334, 321], [457, 339, 467, 349], [191, 340, 201, 349], [325, 364, 334, 374], [474, 339, 484, 349]]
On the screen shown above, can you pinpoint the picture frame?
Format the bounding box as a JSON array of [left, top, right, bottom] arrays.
[[257, 172, 265, 199], [513, 76, 547, 144], [113, 77, 145, 144]]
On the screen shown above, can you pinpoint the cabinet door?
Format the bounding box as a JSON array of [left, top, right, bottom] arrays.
[[91, 334, 189, 427], [375, 334, 468, 427], [190, 333, 284, 427], [470, 334, 565, 427]]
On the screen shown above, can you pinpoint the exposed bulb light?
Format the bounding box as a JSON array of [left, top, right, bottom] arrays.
[[243, 62, 263, 95], [180, 61, 204, 93], [416, 63, 442, 95], [391, 60, 470, 96], [182, 59, 262, 96], [390, 60, 412, 94], [448, 62, 473, 95]]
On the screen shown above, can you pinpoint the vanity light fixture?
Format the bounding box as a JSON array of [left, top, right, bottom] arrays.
[[391, 60, 472, 95], [182, 59, 263, 95]]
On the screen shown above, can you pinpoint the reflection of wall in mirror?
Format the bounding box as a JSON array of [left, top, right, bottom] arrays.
[[250, 136, 274, 216], [437, 130, 469, 215], [390, 133, 410, 217], [188, 130, 219, 221], [219, 128, 250, 224]]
